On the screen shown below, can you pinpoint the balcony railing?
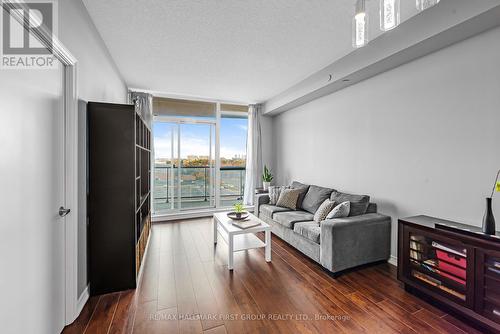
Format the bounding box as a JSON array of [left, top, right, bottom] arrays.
[[153, 165, 245, 211]]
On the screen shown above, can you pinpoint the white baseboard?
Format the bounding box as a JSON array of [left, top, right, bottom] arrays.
[[388, 255, 398, 267], [137, 231, 152, 284], [76, 285, 89, 315], [152, 206, 255, 222]]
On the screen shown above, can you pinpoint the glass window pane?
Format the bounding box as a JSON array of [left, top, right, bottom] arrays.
[[180, 123, 215, 210], [153, 122, 178, 214], [220, 116, 248, 207], [153, 98, 216, 119], [221, 104, 248, 113], [152, 100, 248, 214]]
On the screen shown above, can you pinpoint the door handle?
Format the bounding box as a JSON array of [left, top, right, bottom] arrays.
[[59, 207, 71, 217]]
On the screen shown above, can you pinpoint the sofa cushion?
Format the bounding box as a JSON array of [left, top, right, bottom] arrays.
[[259, 204, 292, 218], [294, 222, 321, 244], [273, 211, 314, 229], [302, 185, 334, 214], [291, 181, 309, 209], [366, 203, 378, 214], [330, 191, 370, 217]]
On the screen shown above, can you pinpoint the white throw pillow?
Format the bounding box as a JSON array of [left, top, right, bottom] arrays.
[[326, 201, 351, 219], [268, 185, 289, 205]]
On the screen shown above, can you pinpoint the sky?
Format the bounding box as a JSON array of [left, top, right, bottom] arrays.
[[154, 117, 248, 159]]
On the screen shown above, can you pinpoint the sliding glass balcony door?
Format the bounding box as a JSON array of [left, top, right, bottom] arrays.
[[153, 122, 177, 213], [153, 120, 216, 214], [152, 100, 248, 216], [179, 122, 216, 210]]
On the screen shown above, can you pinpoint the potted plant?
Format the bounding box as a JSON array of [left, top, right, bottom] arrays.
[[262, 165, 273, 191], [233, 202, 245, 219]]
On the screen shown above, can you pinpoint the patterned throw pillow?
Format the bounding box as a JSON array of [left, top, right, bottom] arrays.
[[268, 186, 289, 205], [326, 201, 351, 219], [276, 188, 302, 210], [314, 199, 337, 223]]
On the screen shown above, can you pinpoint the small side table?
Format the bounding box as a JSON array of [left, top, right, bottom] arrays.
[[213, 212, 271, 270]]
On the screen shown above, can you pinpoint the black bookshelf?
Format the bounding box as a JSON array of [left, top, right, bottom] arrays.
[[88, 102, 151, 296]]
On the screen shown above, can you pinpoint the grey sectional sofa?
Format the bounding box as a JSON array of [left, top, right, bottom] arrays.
[[255, 181, 391, 275]]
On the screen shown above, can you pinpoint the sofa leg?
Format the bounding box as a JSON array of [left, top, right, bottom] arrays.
[[330, 272, 341, 279], [325, 270, 341, 279], [324, 260, 390, 280]]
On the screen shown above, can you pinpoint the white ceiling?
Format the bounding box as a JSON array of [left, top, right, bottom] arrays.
[[83, 0, 420, 103]]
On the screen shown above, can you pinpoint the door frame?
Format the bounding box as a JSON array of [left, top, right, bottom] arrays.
[[6, 2, 81, 325], [47, 34, 81, 329], [39, 26, 80, 328], [63, 60, 80, 325]]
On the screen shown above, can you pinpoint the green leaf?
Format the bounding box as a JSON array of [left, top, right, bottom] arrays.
[[496, 181, 500, 192], [262, 165, 273, 182], [233, 202, 244, 213]]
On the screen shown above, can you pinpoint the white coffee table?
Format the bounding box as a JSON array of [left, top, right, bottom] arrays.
[[213, 212, 271, 270]]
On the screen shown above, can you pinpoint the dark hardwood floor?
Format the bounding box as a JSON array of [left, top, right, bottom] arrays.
[[63, 218, 482, 334]]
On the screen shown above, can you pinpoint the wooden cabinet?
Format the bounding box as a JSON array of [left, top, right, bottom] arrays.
[[88, 102, 151, 296], [476, 248, 500, 324], [398, 216, 500, 333]]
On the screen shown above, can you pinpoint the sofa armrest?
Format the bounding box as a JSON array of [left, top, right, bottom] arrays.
[[320, 213, 391, 273], [254, 193, 270, 217]]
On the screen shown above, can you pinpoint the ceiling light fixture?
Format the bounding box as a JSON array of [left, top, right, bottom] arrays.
[[416, 0, 440, 11], [380, 0, 400, 31], [353, 0, 368, 48]]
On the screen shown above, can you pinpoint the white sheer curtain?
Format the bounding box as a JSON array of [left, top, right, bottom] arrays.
[[243, 104, 263, 205], [129, 91, 153, 125]]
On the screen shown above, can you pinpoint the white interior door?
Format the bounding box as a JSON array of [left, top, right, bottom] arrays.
[[0, 61, 66, 333]]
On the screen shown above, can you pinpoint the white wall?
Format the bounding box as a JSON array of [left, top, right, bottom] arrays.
[[60, 0, 128, 104], [58, 0, 128, 297], [261, 114, 274, 173], [272, 26, 500, 259]]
